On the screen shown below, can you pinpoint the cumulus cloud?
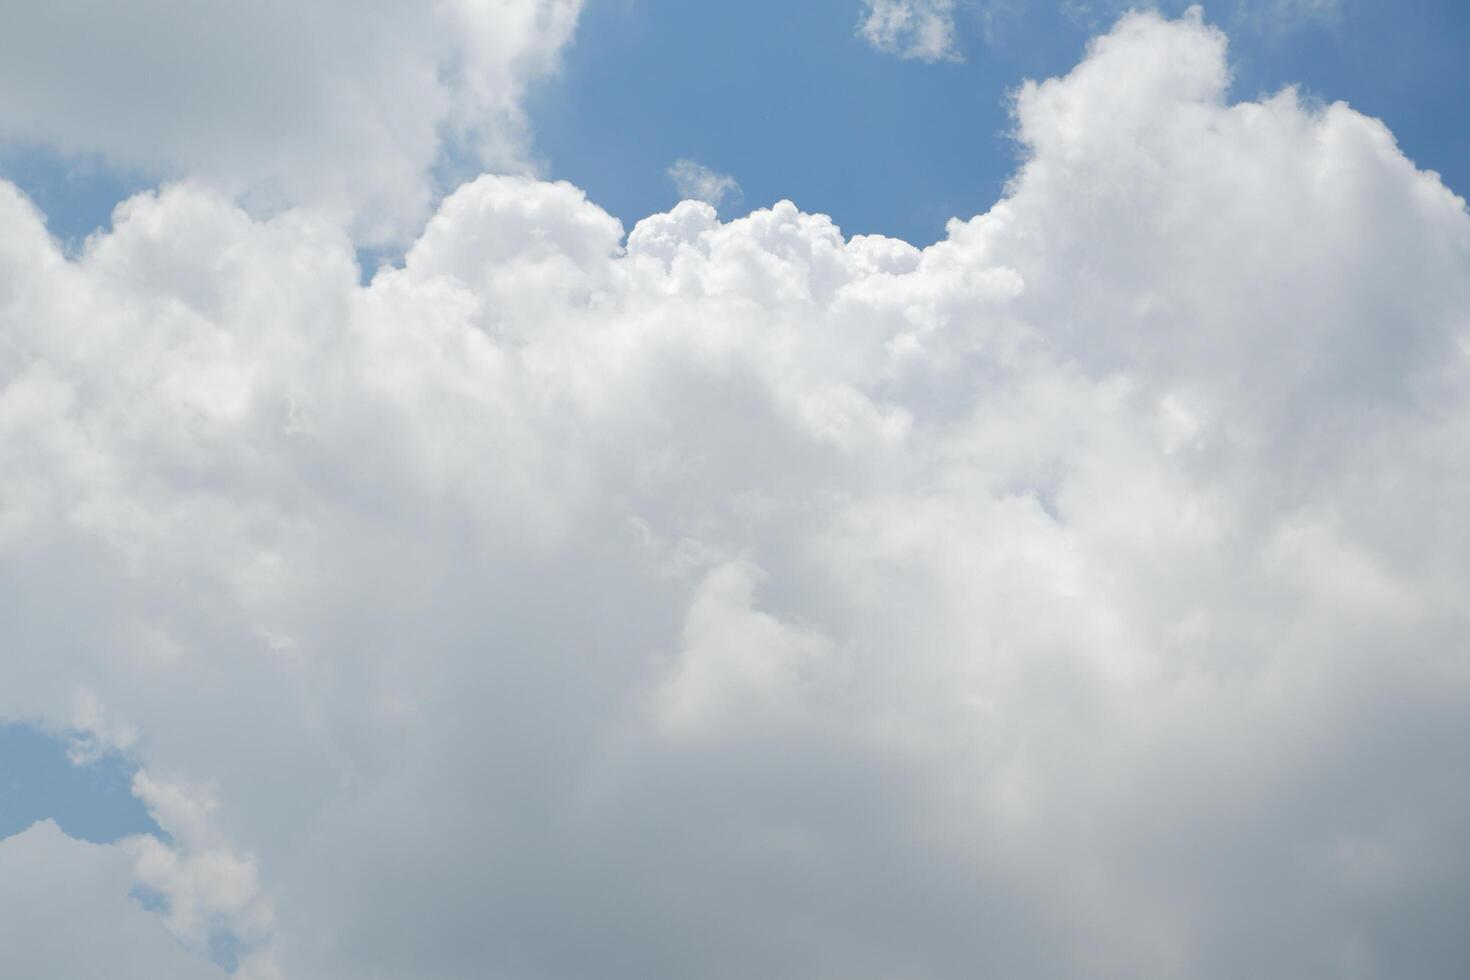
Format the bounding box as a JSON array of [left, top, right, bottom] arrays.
[[859, 0, 961, 62], [654, 561, 833, 736], [667, 159, 743, 210], [0, 0, 581, 242], [3, 8, 1470, 980]]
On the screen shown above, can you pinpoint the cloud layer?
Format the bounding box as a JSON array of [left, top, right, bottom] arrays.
[[3, 9, 1470, 979]]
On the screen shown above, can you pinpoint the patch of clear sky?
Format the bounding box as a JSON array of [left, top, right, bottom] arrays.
[[530, 0, 1470, 242], [6, 1, 1469, 253], [0, 723, 160, 844]]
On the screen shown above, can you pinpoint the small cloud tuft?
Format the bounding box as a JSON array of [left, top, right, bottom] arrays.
[[858, 0, 961, 62], [666, 159, 742, 209]]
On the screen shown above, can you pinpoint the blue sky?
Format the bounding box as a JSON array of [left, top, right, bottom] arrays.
[[538, 0, 1470, 242], [0, 723, 158, 844], [7, 1, 1470, 252]]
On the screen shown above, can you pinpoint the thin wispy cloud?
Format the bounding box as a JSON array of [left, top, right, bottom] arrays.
[[858, 0, 961, 61], [667, 158, 742, 209]]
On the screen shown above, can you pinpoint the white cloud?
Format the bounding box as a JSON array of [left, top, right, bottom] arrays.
[[0, 0, 582, 243], [859, 0, 961, 62], [126, 772, 279, 977], [3, 8, 1470, 980], [65, 687, 139, 764], [655, 560, 833, 735], [667, 159, 743, 209], [0, 822, 226, 980]]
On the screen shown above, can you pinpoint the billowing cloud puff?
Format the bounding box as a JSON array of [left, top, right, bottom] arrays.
[[0, 0, 581, 242], [3, 9, 1469, 979]]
